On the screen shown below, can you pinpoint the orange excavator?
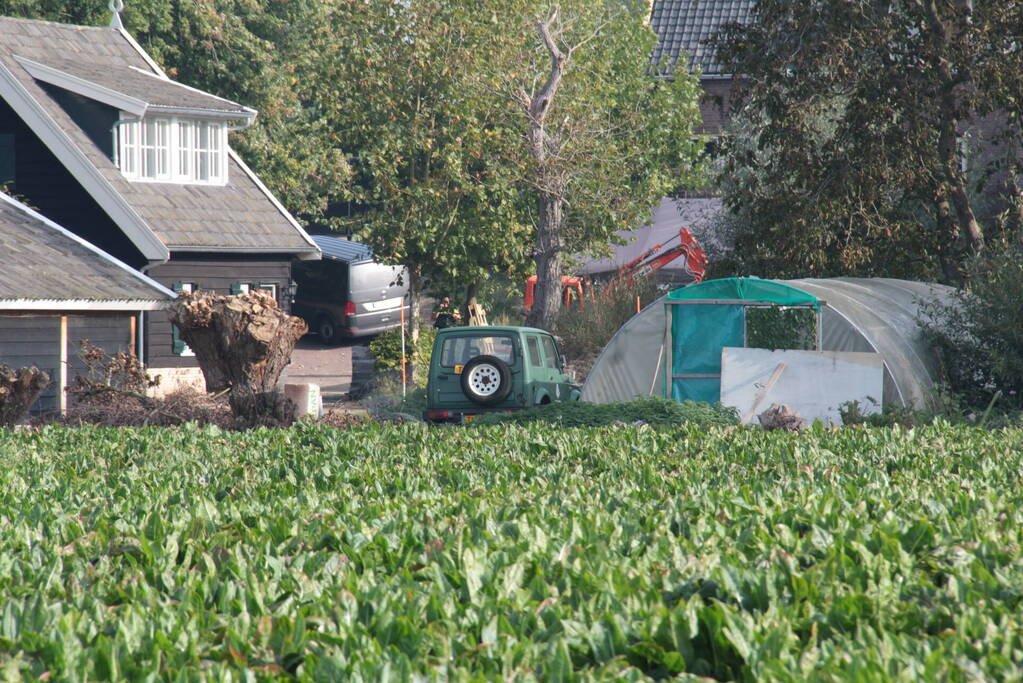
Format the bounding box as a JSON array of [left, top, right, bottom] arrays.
[[523, 228, 707, 312]]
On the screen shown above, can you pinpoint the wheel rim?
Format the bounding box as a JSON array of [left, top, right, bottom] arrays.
[[319, 319, 334, 338], [467, 364, 502, 397]]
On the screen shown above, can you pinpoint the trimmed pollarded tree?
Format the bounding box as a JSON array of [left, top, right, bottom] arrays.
[[168, 290, 307, 428], [0, 365, 49, 428]]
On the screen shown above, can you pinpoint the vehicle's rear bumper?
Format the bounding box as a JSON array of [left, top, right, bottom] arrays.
[[423, 406, 522, 424]]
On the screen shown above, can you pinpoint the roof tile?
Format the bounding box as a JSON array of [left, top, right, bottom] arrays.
[[650, 0, 754, 76]]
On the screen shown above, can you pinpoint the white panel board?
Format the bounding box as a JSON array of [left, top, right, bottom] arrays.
[[720, 347, 884, 426]]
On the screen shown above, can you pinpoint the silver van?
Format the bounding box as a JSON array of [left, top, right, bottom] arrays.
[[292, 235, 409, 343]]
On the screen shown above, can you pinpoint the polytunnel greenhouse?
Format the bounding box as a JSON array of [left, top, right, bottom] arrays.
[[581, 277, 957, 411]]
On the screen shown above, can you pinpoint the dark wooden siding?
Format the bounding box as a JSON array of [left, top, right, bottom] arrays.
[[0, 313, 138, 414], [698, 78, 734, 137], [0, 315, 61, 412], [0, 97, 143, 267], [144, 256, 294, 368], [68, 315, 134, 382], [40, 84, 118, 158]]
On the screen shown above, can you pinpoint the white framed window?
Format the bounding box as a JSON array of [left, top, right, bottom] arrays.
[[118, 114, 227, 185]]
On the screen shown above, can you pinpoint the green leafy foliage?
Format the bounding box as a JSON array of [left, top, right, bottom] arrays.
[[2, 423, 1023, 678], [745, 307, 817, 351], [715, 0, 1023, 282], [921, 241, 1023, 410], [472, 397, 739, 428], [553, 278, 661, 368], [368, 327, 436, 378]]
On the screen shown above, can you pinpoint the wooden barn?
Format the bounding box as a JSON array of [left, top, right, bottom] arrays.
[[0, 192, 174, 413]]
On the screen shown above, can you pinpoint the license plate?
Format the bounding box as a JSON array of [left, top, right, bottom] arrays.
[[462, 414, 477, 423]]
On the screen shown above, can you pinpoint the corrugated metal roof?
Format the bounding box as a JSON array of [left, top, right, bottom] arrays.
[[650, 0, 754, 76], [311, 235, 373, 263], [0, 192, 174, 306], [0, 16, 316, 253]]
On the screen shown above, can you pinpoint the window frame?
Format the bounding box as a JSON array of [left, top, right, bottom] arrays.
[[117, 114, 228, 185]]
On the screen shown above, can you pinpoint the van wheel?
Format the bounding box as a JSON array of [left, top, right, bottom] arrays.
[[317, 315, 340, 345], [460, 355, 511, 406]]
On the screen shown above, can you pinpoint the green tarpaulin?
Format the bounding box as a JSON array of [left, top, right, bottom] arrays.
[[666, 278, 820, 402]]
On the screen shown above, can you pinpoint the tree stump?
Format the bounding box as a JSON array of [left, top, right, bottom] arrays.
[[0, 365, 50, 428], [757, 403, 805, 431], [168, 290, 307, 427]]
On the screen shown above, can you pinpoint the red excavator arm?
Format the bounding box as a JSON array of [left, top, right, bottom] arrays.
[[522, 228, 707, 313], [611, 228, 706, 287]]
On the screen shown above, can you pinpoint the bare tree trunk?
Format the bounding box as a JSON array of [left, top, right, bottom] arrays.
[[406, 265, 423, 383], [522, 7, 572, 331], [528, 193, 566, 330], [0, 365, 49, 428], [938, 118, 984, 253]]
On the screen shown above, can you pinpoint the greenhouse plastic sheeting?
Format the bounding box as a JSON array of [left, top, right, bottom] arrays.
[[581, 277, 957, 411]]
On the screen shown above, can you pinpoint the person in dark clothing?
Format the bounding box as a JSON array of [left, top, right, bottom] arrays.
[[433, 297, 461, 328]]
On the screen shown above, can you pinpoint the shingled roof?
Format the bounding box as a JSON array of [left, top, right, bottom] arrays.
[[0, 16, 318, 257], [0, 192, 174, 309], [650, 0, 754, 77], [16, 54, 255, 119]]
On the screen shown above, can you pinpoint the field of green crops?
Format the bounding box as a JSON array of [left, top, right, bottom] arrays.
[[2, 422, 1023, 680]]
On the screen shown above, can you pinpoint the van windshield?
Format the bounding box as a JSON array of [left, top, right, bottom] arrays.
[[440, 335, 516, 367]]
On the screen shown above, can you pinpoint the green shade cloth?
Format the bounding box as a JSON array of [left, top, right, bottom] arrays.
[[665, 278, 820, 402], [666, 277, 820, 309], [669, 304, 743, 402]]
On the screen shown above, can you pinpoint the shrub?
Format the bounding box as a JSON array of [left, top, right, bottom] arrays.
[[552, 278, 661, 380], [921, 241, 1023, 409], [368, 326, 436, 380], [471, 396, 739, 428]]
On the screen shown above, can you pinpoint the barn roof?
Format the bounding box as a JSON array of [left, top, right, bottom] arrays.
[[0, 192, 175, 310]]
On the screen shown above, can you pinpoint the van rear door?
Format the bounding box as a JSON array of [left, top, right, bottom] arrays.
[[348, 262, 409, 336]]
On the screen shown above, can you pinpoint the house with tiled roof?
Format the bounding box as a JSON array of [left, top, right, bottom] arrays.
[[0, 10, 320, 391], [0, 191, 175, 413], [650, 0, 754, 136]]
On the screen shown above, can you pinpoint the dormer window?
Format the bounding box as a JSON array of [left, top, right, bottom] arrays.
[[117, 115, 226, 185]]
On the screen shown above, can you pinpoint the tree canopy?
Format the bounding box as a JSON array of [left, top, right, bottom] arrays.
[[326, 0, 703, 330], [2, 0, 704, 332], [714, 0, 1023, 282]]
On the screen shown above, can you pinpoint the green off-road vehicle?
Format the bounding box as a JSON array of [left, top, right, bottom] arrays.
[[423, 326, 581, 423]]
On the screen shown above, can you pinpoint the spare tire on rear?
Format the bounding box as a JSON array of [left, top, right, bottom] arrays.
[[460, 355, 512, 405]]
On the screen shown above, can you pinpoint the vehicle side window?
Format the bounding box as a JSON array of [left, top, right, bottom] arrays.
[[440, 335, 516, 367], [526, 336, 543, 367], [540, 335, 560, 369]]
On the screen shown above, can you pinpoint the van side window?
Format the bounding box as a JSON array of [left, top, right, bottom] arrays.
[[526, 336, 542, 367], [540, 335, 559, 369]]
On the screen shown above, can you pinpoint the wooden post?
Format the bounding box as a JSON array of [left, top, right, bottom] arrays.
[[58, 315, 68, 415], [129, 314, 137, 357], [400, 302, 407, 397]]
